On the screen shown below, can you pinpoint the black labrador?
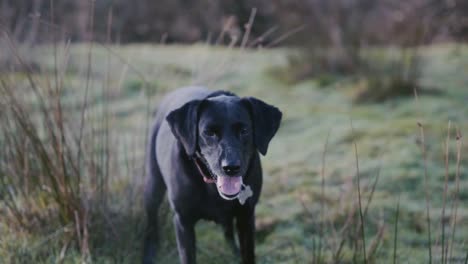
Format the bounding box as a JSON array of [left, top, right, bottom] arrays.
[[143, 87, 282, 264]]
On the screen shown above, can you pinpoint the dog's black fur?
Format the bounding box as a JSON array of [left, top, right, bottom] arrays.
[[143, 87, 282, 264]]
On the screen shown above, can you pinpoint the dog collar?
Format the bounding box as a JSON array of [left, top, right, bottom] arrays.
[[193, 151, 217, 183]]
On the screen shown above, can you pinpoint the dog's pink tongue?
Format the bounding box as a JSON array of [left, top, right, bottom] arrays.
[[217, 176, 242, 195]]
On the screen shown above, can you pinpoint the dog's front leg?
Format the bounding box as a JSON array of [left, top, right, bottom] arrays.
[[237, 209, 255, 264], [174, 214, 196, 264]]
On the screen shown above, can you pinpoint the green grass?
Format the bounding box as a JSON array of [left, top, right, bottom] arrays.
[[1, 43, 467, 263]]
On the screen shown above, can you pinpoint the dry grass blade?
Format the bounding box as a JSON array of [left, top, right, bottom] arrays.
[[414, 86, 432, 264], [363, 161, 381, 219], [417, 121, 433, 264], [266, 24, 306, 48], [441, 121, 451, 264], [314, 130, 330, 263], [350, 119, 367, 264], [248, 26, 278, 48], [240, 8, 257, 49], [448, 128, 462, 262], [77, 0, 95, 182], [393, 194, 400, 264], [334, 191, 359, 262], [367, 211, 386, 259]]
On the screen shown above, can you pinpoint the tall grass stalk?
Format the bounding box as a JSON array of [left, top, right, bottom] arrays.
[[240, 8, 257, 49], [77, 0, 95, 187], [393, 194, 400, 264], [418, 122, 433, 264], [100, 7, 113, 207], [441, 121, 451, 264], [317, 130, 330, 263], [448, 128, 463, 262], [265, 24, 306, 48], [350, 119, 367, 263], [414, 87, 432, 264]]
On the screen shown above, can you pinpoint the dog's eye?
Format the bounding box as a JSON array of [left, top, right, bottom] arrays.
[[204, 128, 218, 137], [239, 127, 249, 135]]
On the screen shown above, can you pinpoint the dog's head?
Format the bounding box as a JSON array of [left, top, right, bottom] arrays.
[[167, 91, 282, 200]]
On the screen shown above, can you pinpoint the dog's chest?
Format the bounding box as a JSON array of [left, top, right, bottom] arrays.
[[197, 192, 237, 223]]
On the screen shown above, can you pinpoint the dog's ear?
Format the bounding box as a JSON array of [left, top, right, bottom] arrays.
[[166, 100, 202, 156], [242, 97, 282, 155]]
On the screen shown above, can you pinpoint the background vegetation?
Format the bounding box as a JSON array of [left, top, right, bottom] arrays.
[[1, 1, 467, 263]]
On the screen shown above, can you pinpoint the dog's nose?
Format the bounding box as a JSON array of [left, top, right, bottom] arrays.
[[222, 162, 241, 176]]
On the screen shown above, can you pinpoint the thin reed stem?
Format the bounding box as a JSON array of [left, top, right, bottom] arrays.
[[441, 121, 451, 264], [393, 195, 400, 264], [318, 130, 330, 263], [449, 128, 462, 262], [266, 24, 306, 48], [350, 119, 367, 264], [240, 8, 257, 49], [414, 87, 432, 264], [418, 122, 432, 264]]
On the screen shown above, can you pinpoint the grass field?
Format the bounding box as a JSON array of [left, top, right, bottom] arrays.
[[1, 43, 467, 263]]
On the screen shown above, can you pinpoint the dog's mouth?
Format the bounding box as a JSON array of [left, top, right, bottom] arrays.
[[216, 176, 243, 200], [193, 151, 244, 200]]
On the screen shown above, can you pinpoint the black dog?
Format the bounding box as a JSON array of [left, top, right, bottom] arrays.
[[143, 87, 282, 264]]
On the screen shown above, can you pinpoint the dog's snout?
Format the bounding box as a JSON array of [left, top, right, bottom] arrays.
[[222, 161, 241, 176]]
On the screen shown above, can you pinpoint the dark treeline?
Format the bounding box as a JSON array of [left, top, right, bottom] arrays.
[[1, 0, 467, 46]]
